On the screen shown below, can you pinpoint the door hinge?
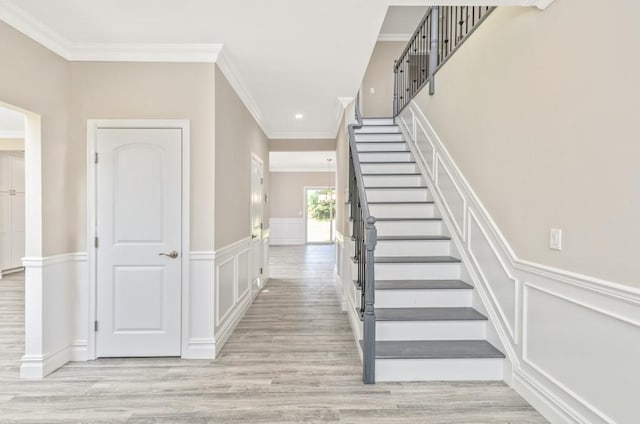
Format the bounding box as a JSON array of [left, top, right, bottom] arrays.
[[94, 152, 99, 164], [94, 236, 99, 248], [260, 222, 263, 230], [260, 267, 263, 275], [94, 320, 98, 332], [260, 177, 264, 184]]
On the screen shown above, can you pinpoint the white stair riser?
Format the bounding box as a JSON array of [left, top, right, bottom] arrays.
[[360, 163, 418, 174], [375, 262, 460, 280], [355, 126, 400, 134], [376, 220, 442, 236], [363, 175, 424, 187], [362, 289, 472, 308], [369, 203, 434, 219], [356, 143, 408, 152], [354, 133, 404, 142], [376, 320, 486, 341], [366, 189, 431, 202], [359, 152, 413, 162], [376, 358, 504, 382], [361, 118, 394, 126], [375, 239, 449, 256]]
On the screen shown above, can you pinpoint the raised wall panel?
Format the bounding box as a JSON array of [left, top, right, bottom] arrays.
[[216, 258, 235, 324], [415, 121, 435, 177], [237, 250, 250, 300], [435, 154, 466, 238]]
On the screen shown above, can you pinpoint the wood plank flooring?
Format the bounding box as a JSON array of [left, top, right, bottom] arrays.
[[0, 247, 547, 423]]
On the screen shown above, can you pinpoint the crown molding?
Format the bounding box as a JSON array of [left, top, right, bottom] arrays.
[[377, 33, 412, 42], [268, 131, 337, 140], [215, 50, 269, 137], [67, 43, 222, 63]]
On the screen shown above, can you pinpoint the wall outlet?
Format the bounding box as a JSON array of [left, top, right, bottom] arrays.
[[369, 87, 375, 94], [549, 228, 562, 250]]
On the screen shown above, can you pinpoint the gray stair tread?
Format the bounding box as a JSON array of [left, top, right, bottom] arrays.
[[362, 340, 505, 359], [356, 140, 406, 144], [375, 256, 460, 264], [362, 173, 420, 176], [360, 161, 416, 164], [376, 307, 487, 321], [358, 150, 410, 154], [365, 186, 428, 190], [374, 217, 440, 221], [376, 279, 472, 290], [377, 235, 448, 241], [369, 201, 433, 205]]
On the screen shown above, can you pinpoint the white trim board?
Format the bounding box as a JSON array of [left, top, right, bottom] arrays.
[[399, 101, 640, 424], [86, 119, 191, 361]]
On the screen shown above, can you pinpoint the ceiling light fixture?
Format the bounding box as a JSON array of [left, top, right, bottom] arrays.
[[295, 113, 304, 119]]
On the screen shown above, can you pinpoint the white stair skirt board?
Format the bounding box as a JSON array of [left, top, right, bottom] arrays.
[[370, 288, 473, 308], [366, 188, 431, 202], [359, 152, 413, 162], [375, 220, 442, 236], [376, 320, 487, 341], [368, 203, 435, 219], [356, 142, 409, 152], [361, 118, 394, 126], [376, 358, 504, 382], [363, 175, 424, 187], [354, 133, 404, 142], [374, 262, 461, 280], [355, 125, 401, 134], [375, 239, 450, 256], [360, 163, 418, 174]]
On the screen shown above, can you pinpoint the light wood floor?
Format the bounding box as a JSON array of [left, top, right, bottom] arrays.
[[0, 247, 546, 423]]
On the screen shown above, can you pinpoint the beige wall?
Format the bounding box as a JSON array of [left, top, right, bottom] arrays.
[[70, 62, 217, 251], [361, 41, 405, 117], [0, 21, 71, 256], [269, 139, 336, 152], [0, 138, 24, 151], [415, 0, 640, 287], [214, 66, 270, 249], [270, 172, 335, 218]]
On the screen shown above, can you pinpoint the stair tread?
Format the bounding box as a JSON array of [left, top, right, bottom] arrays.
[[356, 140, 407, 144], [376, 307, 487, 322], [374, 217, 440, 221], [369, 201, 433, 205], [377, 235, 448, 240], [365, 186, 428, 190], [359, 150, 410, 154], [360, 161, 416, 164], [362, 173, 420, 176], [376, 279, 472, 290], [375, 256, 460, 264], [362, 340, 505, 359]]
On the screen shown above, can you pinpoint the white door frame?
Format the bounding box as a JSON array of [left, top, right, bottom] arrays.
[[249, 152, 264, 291], [86, 120, 190, 360]]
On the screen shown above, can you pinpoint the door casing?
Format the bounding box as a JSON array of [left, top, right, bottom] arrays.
[[86, 120, 190, 360]]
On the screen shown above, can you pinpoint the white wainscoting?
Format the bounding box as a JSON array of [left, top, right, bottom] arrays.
[[399, 101, 640, 424], [269, 218, 305, 245], [185, 251, 216, 359], [20, 253, 88, 379], [212, 236, 265, 356]]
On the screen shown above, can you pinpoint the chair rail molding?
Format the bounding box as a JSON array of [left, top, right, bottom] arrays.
[[399, 99, 640, 424]]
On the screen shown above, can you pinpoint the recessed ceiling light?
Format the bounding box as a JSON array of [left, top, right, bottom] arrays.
[[295, 113, 304, 119]]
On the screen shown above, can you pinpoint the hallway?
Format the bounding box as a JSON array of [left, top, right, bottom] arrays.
[[0, 246, 545, 423]]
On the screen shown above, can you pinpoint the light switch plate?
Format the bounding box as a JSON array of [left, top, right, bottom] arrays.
[[549, 228, 562, 250]]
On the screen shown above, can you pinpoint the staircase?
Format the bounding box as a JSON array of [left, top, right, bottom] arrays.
[[350, 117, 505, 382]]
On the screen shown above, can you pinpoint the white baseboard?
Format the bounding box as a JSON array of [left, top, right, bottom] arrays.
[[184, 338, 216, 359], [20, 339, 87, 379], [400, 101, 640, 424]]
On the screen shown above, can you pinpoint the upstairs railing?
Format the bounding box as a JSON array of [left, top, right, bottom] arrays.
[[393, 6, 495, 116], [349, 93, 377, 384]]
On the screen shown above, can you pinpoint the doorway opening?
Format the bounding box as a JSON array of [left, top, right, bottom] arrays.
[[304, 187, 336, 244]]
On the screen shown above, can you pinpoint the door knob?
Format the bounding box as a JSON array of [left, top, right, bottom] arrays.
[[251, 234, 258, 240], [159, 251, 179, 259]]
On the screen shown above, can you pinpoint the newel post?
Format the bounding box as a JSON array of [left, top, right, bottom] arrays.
[[429, 7, 439, 95], [362, 215, 377, 384]]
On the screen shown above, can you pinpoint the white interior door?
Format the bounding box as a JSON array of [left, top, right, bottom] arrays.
[[96, 128, 182, 357], [250, 156, 263, 292], [0, 193, 10, 270]]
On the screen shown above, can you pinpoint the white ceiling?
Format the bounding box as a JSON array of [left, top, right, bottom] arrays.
[[0, 106, 25, 138], [379, 6, 429, 41], [270, 151, 336, 173], [0, 0, 546, 139]]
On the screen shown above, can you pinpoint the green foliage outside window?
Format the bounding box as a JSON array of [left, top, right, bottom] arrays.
[[308, 190, 336, 221]]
